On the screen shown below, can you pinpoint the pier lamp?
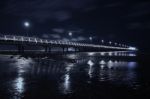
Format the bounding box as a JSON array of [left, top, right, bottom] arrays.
[[68, 32, 73, 37], [109, 41, 112, 45], [89, 37, 93, 41], [68, 32, 73, 41]]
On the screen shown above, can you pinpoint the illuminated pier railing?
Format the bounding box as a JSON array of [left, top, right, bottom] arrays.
[[0, 35, 137, 51]]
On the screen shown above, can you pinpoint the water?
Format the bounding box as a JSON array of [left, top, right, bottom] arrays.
[[0, 51, 149, 99]]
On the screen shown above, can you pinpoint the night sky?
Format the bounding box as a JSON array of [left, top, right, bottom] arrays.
[[0, 0, 150, 52]]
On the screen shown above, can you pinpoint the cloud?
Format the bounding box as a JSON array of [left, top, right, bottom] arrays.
[[50, 34, 61, 39], [62, 38, 69, 41], [42, 33, 61, 39], [77, 36, 86, 41], [128, 22, 142, 29], [104, 2, 123, 8], [42, 32, 87, 42], [51, 27, 84, 35], [52, 28, 65, 34], [3, 0, 97, 22], [127, 2, 150, 17], [42, 34, 49, 38], [128, 22, 150, 30], [69, 29, 84, 34], [71, 36, 87, 41]]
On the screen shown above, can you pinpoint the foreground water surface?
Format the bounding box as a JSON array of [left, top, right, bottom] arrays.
[[0, 51, 149, 99]]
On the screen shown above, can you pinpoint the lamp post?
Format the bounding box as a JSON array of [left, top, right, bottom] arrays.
[[68, 32, 72, 37], [109, 41, 112, 45], [101, 40, 104, 44], [68, 31, 73, 41], [89, 37, 93, 42]]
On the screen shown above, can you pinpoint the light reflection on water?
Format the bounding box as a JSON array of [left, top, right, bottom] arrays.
[[0, 51, 140, 99], [11, 58, 33, 99], [15, 58, 33, 75], [60, 73, 71, 94], [59, 63, 74, 94], [98, 61, 138, 84], [87, 60, 94, 79], [13, 76, 24, 98]]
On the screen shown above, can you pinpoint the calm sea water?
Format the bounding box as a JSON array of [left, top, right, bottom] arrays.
[[0, 51, 149, 99]]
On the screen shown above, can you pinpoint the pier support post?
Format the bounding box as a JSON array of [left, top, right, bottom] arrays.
[[62, 47, 65, 53], [66, 47, 68, 52], [75, 47, 78, 52], [44, 46, 48, 53], [17, 45, 24, 53], [48, 47, 51, 53]]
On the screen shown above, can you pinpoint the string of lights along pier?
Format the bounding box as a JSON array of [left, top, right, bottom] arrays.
[[0, 35, 137, 52]]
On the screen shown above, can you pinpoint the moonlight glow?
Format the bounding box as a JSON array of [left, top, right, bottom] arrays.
[[24, 22, 30, 27]]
